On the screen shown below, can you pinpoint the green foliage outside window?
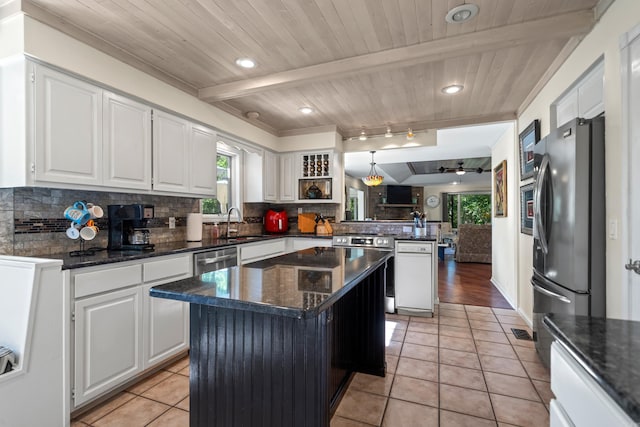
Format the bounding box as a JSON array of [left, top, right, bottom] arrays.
[[447, 193, 491, 228], [202, 154, 231, 215]]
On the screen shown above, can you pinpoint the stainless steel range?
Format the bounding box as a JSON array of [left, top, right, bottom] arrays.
[[332, 234, 394, 250], [332, 234, 395, 313]]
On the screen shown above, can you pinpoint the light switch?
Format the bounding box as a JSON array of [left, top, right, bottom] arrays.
[[298, 207, 303, 214], [169, 217, 176, 229], [608, 219, 617, 240]]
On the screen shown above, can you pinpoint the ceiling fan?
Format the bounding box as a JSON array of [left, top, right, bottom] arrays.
[[439, 161, 485, 176]]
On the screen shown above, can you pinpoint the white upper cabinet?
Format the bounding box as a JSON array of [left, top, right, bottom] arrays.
[[279, 152, 296, 201], [152, 110, 217, 196], [103, 92, 152, 190], [34, 65, 102, 185], [263, 150, 278, 202], [555, 61, 604, 127], [152, 110, 190, 193], [189, 124, 217, 196]]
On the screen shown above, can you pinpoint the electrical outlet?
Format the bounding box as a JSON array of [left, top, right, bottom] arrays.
[[298, 207, 303, 214], [169, 217, 176, 229]]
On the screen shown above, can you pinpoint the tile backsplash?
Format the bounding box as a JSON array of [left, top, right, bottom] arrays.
[[0, 188, 343, 256], [6, 187, 199, 256]]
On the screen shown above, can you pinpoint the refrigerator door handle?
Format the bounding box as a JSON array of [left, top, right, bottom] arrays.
[[532, 282, 571, 304], [534, 154, 551, 254]]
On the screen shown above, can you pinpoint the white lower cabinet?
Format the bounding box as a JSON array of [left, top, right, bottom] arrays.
[[71, 254, 191, 409], [288, 237, 332, 252], [73, 286, 143, 407], [550, 341, 634, 427], [239, 239, 287, 264]]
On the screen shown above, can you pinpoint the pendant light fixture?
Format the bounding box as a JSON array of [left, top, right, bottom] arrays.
[[406, 128, 415, 140], [362, 151, 384, 187]]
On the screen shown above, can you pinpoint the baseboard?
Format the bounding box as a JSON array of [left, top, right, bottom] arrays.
[[489, 276, 516, 310], [517, 308, 533, 328], [490, 277, 533, 328]]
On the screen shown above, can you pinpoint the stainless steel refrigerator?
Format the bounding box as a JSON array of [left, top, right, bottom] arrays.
[[532, 116, 606, 367]]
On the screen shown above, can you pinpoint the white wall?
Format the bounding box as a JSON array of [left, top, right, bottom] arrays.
[[21, 16, 280, 151], [518, 0, 640, 320], [422, 184, 492, 222], [279, 130, 341, 152], [491, 125, 518, 309]]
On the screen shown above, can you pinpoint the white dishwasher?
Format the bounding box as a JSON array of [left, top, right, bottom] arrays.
[[395, 241, 434, 317]]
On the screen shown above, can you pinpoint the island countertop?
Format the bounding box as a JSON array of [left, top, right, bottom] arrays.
[[150, 247, 392, 318], [543, 313, 640, 423]]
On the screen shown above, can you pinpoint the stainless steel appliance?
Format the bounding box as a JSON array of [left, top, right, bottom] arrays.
[[107, 204, 155, 251], [332, 234, 395, 313], [194, 247, 238, 275], [532, 116, 606, 367]]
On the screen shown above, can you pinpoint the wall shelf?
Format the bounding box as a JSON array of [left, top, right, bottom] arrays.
[[378, 203, 419, 207]]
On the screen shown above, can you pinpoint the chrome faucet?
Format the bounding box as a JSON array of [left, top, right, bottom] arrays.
[[226, 207, 243, 239]]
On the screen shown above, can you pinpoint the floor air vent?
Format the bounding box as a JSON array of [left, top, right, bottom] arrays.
[[511, 328, 532, 340]]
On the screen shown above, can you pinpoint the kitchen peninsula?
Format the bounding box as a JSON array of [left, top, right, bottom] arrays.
[[150, 247, 390, 427]]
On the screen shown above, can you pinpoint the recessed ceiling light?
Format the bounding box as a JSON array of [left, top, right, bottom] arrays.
[[442, 84, 464, 94], [235, 58, 256, 68], [445, 4, 479, 24], [299, 106, 314, 114]]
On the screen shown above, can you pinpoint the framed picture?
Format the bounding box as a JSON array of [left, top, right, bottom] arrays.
[[518, 119, 540, 180], [520, 183, 534, 235], [494, 160, 507, 217]]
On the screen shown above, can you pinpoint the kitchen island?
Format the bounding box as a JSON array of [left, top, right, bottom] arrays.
[[151, 247, 391, 427]]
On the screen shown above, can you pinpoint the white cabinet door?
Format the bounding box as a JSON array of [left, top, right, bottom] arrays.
[[142, 283, 189, 368], [103, 92, 152, 190], [142, 255, 191, 368], [74, 286, 143, 406], [152, 110, 190, 193], [189, 124, 217, 196], [578, 62, 604, 119], [35, 65, 102, 185], [244, 151, 264, 202], [240, 240, 287, 264], [263, 151, 278, 202], [279, 153, 296, 201]]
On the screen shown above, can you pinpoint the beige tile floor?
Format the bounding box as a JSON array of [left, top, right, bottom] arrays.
[[72, 303, 551, 427]]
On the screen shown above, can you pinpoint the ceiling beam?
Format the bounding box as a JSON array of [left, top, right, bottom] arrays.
[[340, 112, 516, 139], [199, 10, 594, 102]]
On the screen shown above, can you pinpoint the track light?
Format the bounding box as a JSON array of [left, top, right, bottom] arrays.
[[406, 128, 414, 140], [359, 129, 367, 141], [385, 126, 393, 138]]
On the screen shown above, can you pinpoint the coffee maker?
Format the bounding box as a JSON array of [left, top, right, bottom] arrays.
[[107, 204, 155, 251]]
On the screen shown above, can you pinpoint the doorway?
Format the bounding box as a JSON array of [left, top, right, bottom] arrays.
[[347, 187, 365, 221]]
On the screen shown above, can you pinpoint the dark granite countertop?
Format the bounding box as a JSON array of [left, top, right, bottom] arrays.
[[150, 247, 391, 319], [544, 314, 640, 422], [44, 234, 331, 270]]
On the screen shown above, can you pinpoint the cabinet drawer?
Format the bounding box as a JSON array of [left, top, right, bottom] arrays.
[[551, 342, 634, 426], [75, 264, 142, 298], [240, 240, 286, 263], [144, 255, 191, 283]]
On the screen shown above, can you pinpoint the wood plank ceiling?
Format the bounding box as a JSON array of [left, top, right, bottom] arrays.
[[21, 0, 599, 137]]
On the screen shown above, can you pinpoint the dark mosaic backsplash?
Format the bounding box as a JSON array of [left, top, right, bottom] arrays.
[[1, 188, 344, 256], [5, 187, 200, 256]]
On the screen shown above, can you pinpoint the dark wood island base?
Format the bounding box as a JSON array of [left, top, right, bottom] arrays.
[[151, 248, 390, 427]]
